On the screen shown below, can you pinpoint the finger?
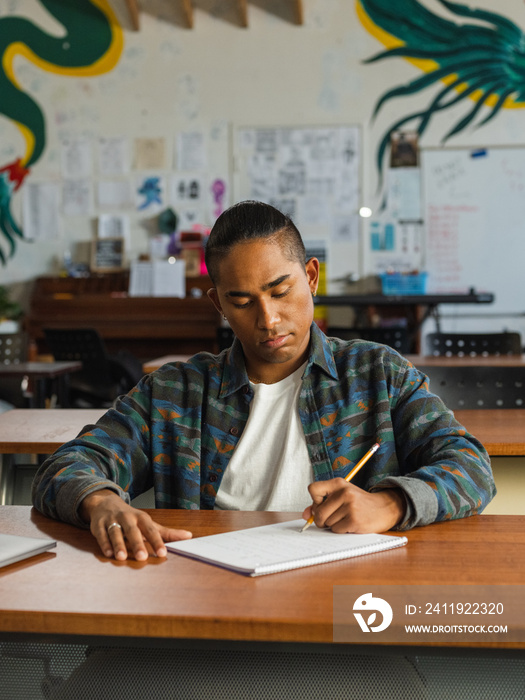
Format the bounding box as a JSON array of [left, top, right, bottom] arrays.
[[119, 521, 150, 561], [301, 505, 313, 521], [308, 478, 347, 505], [131, 519, 192, 559], [324, 504, 358, 533], [312, 489, 350, 529], [91, 518, 126, 559], [106, 523, 130, 561]]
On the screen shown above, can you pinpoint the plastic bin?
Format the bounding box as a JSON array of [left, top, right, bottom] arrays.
[[380, 272, 428, 295]]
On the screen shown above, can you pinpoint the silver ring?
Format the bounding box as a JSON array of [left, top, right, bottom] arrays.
[[107, 522, 122, 533]]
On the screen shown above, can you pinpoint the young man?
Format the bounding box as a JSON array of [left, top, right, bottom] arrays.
[[32, 200, 495, 561]]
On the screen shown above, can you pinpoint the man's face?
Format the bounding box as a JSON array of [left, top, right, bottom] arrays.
[[208, 238, 319, 383]]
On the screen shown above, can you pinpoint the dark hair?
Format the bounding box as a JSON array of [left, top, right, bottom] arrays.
[[205, 200, 306, 284]]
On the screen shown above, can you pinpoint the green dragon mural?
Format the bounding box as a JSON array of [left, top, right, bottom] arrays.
[[356, 0, 525, 184], [0, 0, 123, 264]]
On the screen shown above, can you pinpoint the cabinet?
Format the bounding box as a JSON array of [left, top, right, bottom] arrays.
[[26, 274, 220, 360]]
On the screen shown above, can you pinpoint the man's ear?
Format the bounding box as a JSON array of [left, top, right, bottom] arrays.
[[305, 257, 320, 294], [207, 287, 223, 316]]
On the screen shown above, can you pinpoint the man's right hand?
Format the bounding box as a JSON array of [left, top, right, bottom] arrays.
[[79, 489, 192, 561]]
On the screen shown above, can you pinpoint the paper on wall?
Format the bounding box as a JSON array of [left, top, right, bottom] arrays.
[[133, 138, 167, 170], [60, 137, 92, 179], [22, 182, 61, 241], [62, 179, 92, 216], [98, 136, 130, 176], [97, 180, 132, 208], [176, 131, 207, 171]]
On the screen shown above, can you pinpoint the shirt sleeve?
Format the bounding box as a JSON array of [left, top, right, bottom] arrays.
[[31, 379, 154, 528], [371, 361, 496, 530]]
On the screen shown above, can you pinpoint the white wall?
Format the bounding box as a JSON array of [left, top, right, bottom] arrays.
[[1, 0, 525, 330]]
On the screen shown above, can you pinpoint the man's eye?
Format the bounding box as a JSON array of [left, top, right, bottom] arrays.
[[273, 288, 290, 299], [233, 301, 250, 308]]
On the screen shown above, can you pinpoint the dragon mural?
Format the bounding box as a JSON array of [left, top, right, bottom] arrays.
[[0, 0, 123, 264], [356, 0, 525, 184]]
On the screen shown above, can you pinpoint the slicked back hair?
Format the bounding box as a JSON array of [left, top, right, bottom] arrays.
[[205, 200, 306, 285]]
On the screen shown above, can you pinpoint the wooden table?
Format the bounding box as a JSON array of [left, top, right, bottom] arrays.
[[0, 507, 524, 647], [0, 406, 522, 508], [454, 409, 525, 456], [1, 407, 521, 460], [142, 354, 191, 373], [0, 360, 82, 408], [0, 409, 104, 505], [406, 354, 525, 367]]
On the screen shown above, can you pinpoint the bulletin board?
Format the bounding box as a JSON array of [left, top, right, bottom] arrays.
[[421, 147, 525, 322], [234, 125, 361, 284]]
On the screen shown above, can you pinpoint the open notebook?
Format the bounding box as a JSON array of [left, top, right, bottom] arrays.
[[0, 533, 57, 569], [166, 519, 407, 577]]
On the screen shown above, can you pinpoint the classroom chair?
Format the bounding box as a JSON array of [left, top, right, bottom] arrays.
[[419, 365, 525, 409], [43, 328, 143, 408], [0, 332, 30, 408], [327, 326, 411, 354], [424, 332, 522, 357]]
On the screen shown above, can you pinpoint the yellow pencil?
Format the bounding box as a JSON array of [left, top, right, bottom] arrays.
[[300, 441, 380, 533]]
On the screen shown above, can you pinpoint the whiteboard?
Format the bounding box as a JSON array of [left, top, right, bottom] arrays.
[[234, 125, 360, 286], [421, 147, 525, 336]]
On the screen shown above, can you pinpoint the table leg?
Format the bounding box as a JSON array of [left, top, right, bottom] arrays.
[[0, 453, 14, 506]]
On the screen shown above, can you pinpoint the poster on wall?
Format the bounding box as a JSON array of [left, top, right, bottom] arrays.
[[235, 125, 360, 243]]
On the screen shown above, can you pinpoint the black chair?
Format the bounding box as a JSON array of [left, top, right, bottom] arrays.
[[327, 327, 410, 354], [424, 332, 522, 357], [0, 332, 30, 408], [419, 365, 525, 409], [44, 328, 143, 408]]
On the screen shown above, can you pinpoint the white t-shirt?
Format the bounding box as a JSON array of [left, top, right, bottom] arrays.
[[214, 362, 313, 512]]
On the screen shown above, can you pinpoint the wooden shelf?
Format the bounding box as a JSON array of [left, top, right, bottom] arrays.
[[26, 275, 220, 359]]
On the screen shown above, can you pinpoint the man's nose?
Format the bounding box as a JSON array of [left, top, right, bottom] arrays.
[[257, 299, 280, 329]]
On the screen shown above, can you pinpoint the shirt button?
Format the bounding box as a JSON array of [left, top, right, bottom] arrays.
[[229, 427, 239, 436], [242, 386, 249, 394], [209, 474, 218, 483]]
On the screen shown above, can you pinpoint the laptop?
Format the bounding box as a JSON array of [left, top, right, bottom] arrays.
[[0, 533, 57, 569]]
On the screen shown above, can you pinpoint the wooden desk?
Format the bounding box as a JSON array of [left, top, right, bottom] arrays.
[[455, 409, 525, 457], [2, 508, 525, 698], [0, 409, 105, 455], [0, 405, 521, 507], [0, 409, 104, 505], [0, 506, 524, 648], [0, 361, 82, 408], [142, 354, 191, 373], [406, 354, 525, 367]]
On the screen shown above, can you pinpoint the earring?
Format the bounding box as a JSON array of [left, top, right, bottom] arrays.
[[222, 314, 227, 320]]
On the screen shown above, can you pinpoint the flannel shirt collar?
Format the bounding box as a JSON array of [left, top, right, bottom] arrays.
[[218, 322, 338, 399]]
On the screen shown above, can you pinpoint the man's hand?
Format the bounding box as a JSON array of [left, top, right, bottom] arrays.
[[79, 489, 192, 561], [301, 479, 406, 534]]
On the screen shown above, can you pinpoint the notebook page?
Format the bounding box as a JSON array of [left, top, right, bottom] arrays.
[[166, 519, 407, 576]]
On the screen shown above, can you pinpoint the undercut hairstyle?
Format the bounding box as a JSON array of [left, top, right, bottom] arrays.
[[204, 200, 306, 284]]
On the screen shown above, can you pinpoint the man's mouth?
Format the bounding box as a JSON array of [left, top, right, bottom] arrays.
[[260, 334, 290, 349]]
